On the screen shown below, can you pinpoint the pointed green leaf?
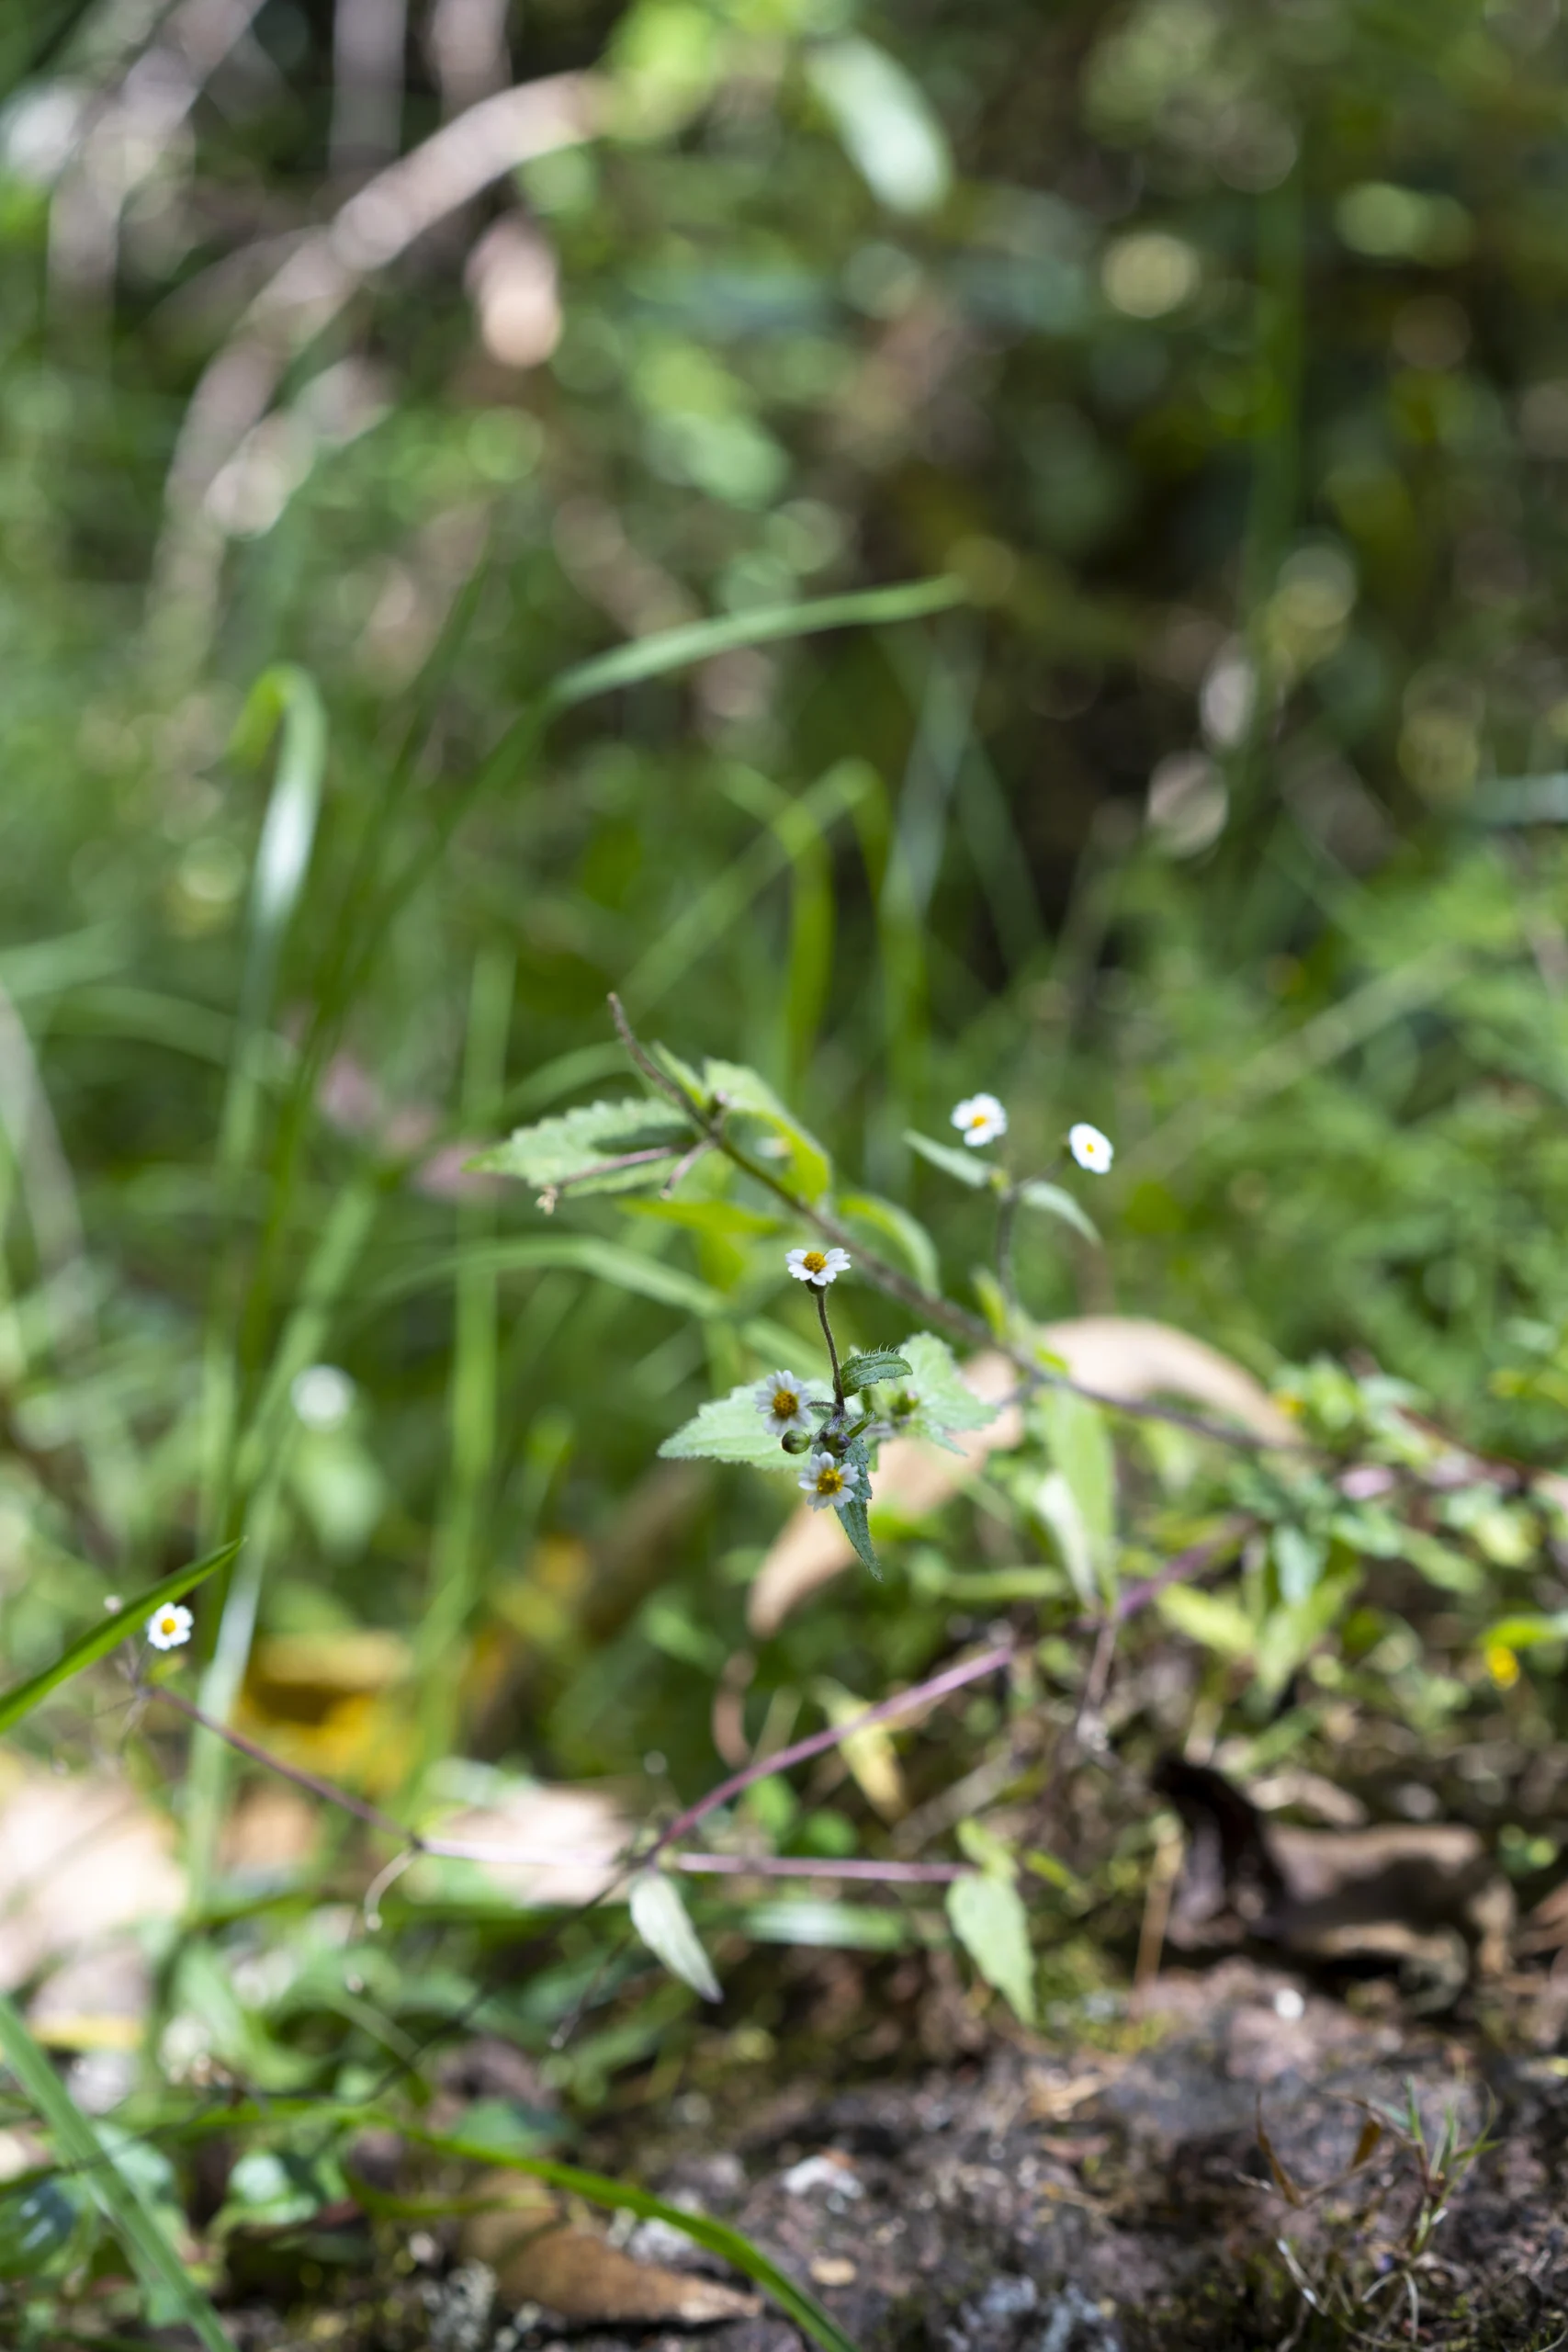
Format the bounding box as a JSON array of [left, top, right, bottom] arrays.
[[1033, 1471, 1098, 1609], [705, 1060, 830, 1203], [946, 1873, 1036, 2026], [906, 1130, 1001, 1190], [899, 1332, 1002, 1442], [0, 1542, 241, 1737], [471, 1098, 693, 1194], [839, 1191, 941, 1295], [1156, 1583, 1257, 1660], [660, 1377, 829, 1466], [835, 1435, 882, 1578], [0, 1996, 234, 2351], [840, 1350, 912, 1392], [629, 1872, 722, 2002], [1017, 1180, 1100, 1246]]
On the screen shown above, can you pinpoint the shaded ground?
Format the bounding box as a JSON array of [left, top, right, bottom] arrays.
[[276, 1960, 1568, 2352]]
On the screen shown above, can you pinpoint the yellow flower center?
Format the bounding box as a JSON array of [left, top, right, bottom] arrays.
[[815, 1464, 845, 1497], [773, 1388, 798, 1418], [159, 1615, 177, 1634], [801, 1250, 827, 1273]]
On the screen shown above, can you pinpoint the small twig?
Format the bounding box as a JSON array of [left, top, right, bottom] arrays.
[[148, 1683, 412, 1843], [645, 1638, 1015, 1867], [667, 1852, 964, 1883], [660, 1136, 715, 1197]]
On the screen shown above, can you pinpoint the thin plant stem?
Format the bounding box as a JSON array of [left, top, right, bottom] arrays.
[[815, 1283, 845, 1410], [667, 1852, 963, 1883]]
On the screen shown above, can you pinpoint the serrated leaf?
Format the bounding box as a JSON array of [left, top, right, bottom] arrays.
[[630, 1872, 721, 2002], [946, 1872, 1036, 2026], [471, 1099, 693, 1194], [839, 1190, 940, 1295], [836, 1434, 882, 1578], [899, 1332, 1001, 1444], [906, 1130, 1001, 1190], [1017, 1179, 1100, 1246], [705, 1060, 831, 1203], [659, 1378, 829, 1466], [840, 1350, 912, 1391]]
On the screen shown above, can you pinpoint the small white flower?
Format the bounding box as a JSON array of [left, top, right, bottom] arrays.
[[785, 1245, 851, 1288], [1068, 1122, 1113, 1174], [951, 1093, 1008, 1149], [798, 1451, 862, 1512], [755, 1371, 813, 1435], [147, 1602, 193, 1652]]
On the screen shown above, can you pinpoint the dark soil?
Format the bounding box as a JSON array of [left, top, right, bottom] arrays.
[[261, 1958, 1568, 2352]]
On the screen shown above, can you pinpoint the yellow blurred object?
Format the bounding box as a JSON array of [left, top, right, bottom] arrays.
[[239, 1627, 412, 1792], [1485, 1642, 1520, 1690]]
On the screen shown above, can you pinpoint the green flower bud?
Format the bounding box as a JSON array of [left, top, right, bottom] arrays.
[[781, 1428, 813, 1455]]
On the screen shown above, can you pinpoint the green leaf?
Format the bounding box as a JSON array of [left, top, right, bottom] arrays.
[[659, 1376, 829, 1465], [1156, 1583, 1257, 1660], [0, 2176, 85, 2279], [1038, 1385, 1116, 1595], [1033, 1470, 1097, 1609], [647, 1040, 707, 1107], [1484, 1611, 1568, 1649], [629, 1871, 722, 2002], [840, 1349, 912, 1391], [705, 1059, 831, 1203], [1016, 1180, 1100, 1246], [838, 1191, 941, 1295], [836, 1435, 882, 1579], [899, 1333, 1001, 1443], [547, 576, 965, 710], [806, 37, 953, 214], [1272, 1524, 1325, 1606], [1255, 1566, 1360, 1699], [471, 1097, 693, 1194], [387, 2121, 863, 2352], [905, 1129, 1001, 1190], [946, 1873, 1036, 2027], [0, 1541, 240, 1737], [0, 1995, 234, 2352]]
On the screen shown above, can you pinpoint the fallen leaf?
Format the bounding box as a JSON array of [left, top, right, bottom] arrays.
[[420, 1777, 631, 1906], [461, 2183, 758, 2322]]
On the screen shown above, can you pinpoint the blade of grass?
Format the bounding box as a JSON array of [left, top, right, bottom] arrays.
[[545, 575, 964, 710], [0, 1541, 239, 1737], [383, 2123, 863, 2352], [416, 942, 513, 1771], [0, 1994, 233, 2352]]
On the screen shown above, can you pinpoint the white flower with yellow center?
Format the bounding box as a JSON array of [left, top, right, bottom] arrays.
[[147, 1602, 194, 1652], [785, 1244, 851, 1288], [1068, 1122, 1113, 1174], [951, 1093, 1008, 1148], [799, 1451, 862, 1512], [755, 1370, 812, 1435]]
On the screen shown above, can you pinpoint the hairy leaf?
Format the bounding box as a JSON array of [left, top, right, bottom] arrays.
[[472, 1099, 693, 1194], [840, 1349, 912, 1391], [836, 1435, 881, 1577], [899, 1332, 1002, 1443], [660, 1377, 829, 1465]]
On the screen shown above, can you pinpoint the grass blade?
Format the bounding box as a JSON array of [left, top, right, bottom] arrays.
[[0, 1995, 233, 2351], [0, 1540, 240, 1736], [547, 576, 964, 709], [390, 2123, 863, 2352]]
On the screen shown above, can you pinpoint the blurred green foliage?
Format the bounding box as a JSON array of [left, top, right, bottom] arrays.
[[6, 0, 1568, 2332]]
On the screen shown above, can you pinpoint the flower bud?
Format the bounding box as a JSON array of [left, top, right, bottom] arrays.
[[781, 1428, 813, 1454]]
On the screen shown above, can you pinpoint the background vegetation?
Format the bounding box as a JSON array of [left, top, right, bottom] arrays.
[[5, 0, 1568, 2337]]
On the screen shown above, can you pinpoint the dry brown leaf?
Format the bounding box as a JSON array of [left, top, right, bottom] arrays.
[[748, 1317, 1289, 1634], [461, 2184, 758, 2322], [0, 1760, 186, 2048], [420, 1779, 632, 1905]]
